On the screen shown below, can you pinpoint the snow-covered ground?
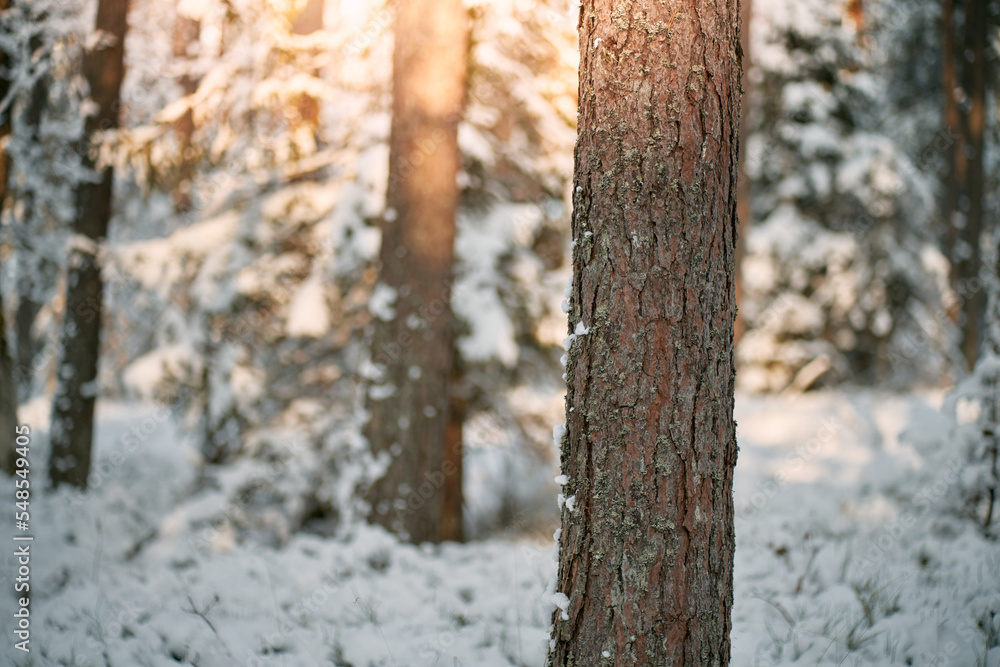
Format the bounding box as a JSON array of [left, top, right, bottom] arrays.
[[2, 390, 998, 666]]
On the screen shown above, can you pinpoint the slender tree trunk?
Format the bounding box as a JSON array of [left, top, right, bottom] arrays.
[[171, 7, 199, 212], [944, 0, 988, 370], [0, 174, 15, 476], [48, 0, 129, 488], [0, 292, 16, 474], [364, 0, 467, 543], [0, 0, 18, 475], [290, 0, 323, 132], [942, 0, 962, 322], [13, 44, 51, 395], [957, 0, 987, 368], [734, 0, 751, 344], [548, 0, 740, 664]]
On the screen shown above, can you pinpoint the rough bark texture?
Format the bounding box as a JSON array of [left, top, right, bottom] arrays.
[[48, 0, 129, 488], [549, 1, 740, 665], [364, 0, 467, 543]]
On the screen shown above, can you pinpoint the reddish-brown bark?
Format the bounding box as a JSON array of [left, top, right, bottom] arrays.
[[549, 0, 740, 664]]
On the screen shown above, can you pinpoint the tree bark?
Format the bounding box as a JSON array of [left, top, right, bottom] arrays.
[[48, 0, 129, 488], [549, 0, 740, 664], [364, 0, 467, 543]]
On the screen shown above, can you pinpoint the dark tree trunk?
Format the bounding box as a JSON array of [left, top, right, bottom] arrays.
[[957, 0, 987, 368], [365, 0, 467, 544], [0, 292, 16, 475], [734, 0, 751, 344], [0, 0, 18, 474], [14, 296, 40, 392], [944, 0, 988, 370], [943, 0, 962, 318], [13, 36, 52, 396], [548, 0, 740, 664], [48, 0, 129, 488]]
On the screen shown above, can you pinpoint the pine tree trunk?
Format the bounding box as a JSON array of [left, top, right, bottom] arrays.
[[944, 0, 988, 370], [48, 0, 129, 488], [549, 0, 740, 664], [957, 0, 987, 368], [734, 0, 751, 344], [364, 0, 467, 543]]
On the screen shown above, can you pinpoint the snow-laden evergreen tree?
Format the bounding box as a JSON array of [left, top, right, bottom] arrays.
[[0, 0, 83, 397], [738, 0, 954, 392]]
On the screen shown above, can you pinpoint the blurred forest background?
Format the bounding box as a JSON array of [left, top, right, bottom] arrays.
[[0, 0, 998, 664], [1, 0, 995, 532]]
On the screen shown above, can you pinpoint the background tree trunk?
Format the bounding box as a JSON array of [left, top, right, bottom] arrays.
[[13, 53, 52, 396], [944, 0, 988, 370], [0, 0, 18, 474], [48, 0, 129, 488], [549, 0, 740, 664], [440, 362, 465, 542], [734, 0, 751, 344], [0, 294, 16, 475], [364, 0, 467, 543], [291, 0, 324, 35], [171, 6, 200, 212], [957, 0, 987, 369]]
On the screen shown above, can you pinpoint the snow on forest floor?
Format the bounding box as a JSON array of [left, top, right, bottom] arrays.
[[2, 391, 999, 667]]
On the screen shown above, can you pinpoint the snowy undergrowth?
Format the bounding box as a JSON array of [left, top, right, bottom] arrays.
[[2, 391, 999, 666]]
